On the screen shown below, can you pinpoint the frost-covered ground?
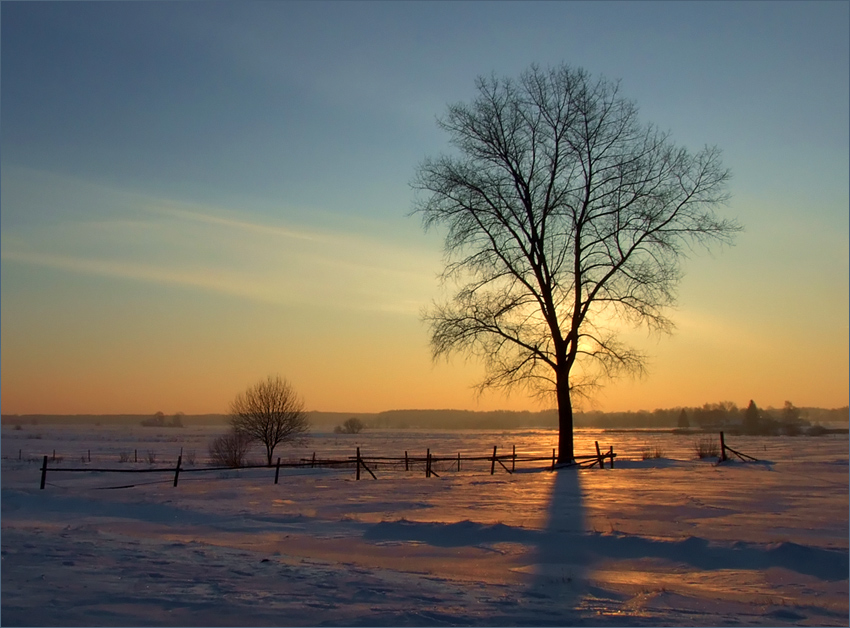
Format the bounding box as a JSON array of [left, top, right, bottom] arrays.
[[2, 426, 848, 626]]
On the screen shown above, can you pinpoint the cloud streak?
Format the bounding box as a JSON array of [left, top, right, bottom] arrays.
[[145, 201, 323, 243], [1, 248, 290, 306], [1, 174, 440, 316]]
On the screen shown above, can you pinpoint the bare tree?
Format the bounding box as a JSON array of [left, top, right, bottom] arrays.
[[414, 64, 738, 463], [334, 417, 365, 434], [229, 375, 309, 465]]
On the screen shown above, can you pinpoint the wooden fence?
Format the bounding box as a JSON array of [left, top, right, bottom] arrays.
[[36, 441, 617, 490], [33, 433, 760, 490], [719, 431, 759, 462]]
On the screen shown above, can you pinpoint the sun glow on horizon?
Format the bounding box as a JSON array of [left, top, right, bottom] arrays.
[[1, 2, 846, 418]]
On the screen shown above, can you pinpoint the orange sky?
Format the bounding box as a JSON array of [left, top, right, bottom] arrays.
[[2, 2, 848, 416]]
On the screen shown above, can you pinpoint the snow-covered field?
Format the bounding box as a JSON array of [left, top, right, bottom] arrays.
[[2, 425, 847, 626]]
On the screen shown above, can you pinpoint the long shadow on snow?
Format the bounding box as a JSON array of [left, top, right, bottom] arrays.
[[1, 488, 307, 529], [518, 466, 590, 623], [523, 467, 848, 583], [361, 468, 849, 581], [588, 533, 848, 582], [361, 468, 590, 624]]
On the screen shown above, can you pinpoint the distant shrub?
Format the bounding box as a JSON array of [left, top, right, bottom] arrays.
[[806, 425, 829, 436], [147, 450, 157, 464], [186, 449, 196, 465], [640, 443, 665, 460], [693, 437, 719, 459], [783, 422, 801, 436], [141, 411, 185, 428], [118, 452, 131, 463], [209, 429, 251, 468], [141, 412, 167, 428], [334, 417, 365, 434]]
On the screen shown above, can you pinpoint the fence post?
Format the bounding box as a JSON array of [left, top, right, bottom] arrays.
[[135, 449, 137, 463], [552, 448, 556, 471], [595, 441, 603, 469], [173, 455, 182, 487], [274, 457, 281, 484], [491, 446, 497, 475], [719, 432, 728, 462], [608, 446, 614, 469], [311, 452, 316, 468], [356, 447, 361, 480], [40, 455, 48, 489], [457, 452, 461, 472], [52, 449, 56, 462], [426, 449, 431, 478], [512, 445, 516, 472], [404, 451, 409, 472]]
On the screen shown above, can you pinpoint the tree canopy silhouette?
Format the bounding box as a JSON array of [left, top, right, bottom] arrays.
[[414, 64, 738, 463], [230, 375, 309, 465]]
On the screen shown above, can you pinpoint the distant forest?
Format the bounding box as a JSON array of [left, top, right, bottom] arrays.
[[2, 402, 848, 433]]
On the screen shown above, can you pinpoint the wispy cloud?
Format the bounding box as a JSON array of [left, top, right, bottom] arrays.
[[145, 201, 323, 243], [1, 170, 440, 315], [1, 248, 293, 306]]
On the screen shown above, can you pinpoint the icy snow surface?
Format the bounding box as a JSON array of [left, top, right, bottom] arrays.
[[2, 426, 848, 626]]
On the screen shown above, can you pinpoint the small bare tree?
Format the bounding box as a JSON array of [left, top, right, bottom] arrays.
[[414, 64, 738, 463], [229, 375, 309, 465], [334, 417, 365, 434]]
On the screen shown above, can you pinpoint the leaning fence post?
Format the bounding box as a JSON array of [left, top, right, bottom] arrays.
[[595, 441, 603, 469], [40, 455, 48, 489], [173, 455, 182, 487], [719, 432, 728, 462], [491, 446, 497, 475], [274, 457, 281, 484], [356, 447, 361, 480]]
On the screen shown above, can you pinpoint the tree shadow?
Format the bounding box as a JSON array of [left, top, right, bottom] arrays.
[[517, 467, 592, 624]]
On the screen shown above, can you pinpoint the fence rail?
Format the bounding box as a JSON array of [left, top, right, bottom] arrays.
[[35, 441, 618, 489]]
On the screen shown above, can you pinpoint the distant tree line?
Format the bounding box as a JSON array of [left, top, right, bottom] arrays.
[[363, 409, 556, 430], [580, 401, 849, 435], [334, 417, 365, 434], [356, 404, 849, 433], [2, 404, 848, 433], [140, 411, 184, 428]]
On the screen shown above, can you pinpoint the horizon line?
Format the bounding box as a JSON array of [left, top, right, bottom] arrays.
[[2, 403, 848, 419]]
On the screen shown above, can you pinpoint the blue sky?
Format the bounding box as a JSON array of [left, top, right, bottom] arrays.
[[2, 1, 847, 414]]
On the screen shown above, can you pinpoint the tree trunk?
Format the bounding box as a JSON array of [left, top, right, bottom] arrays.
[[556, 371, 574, 464]]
